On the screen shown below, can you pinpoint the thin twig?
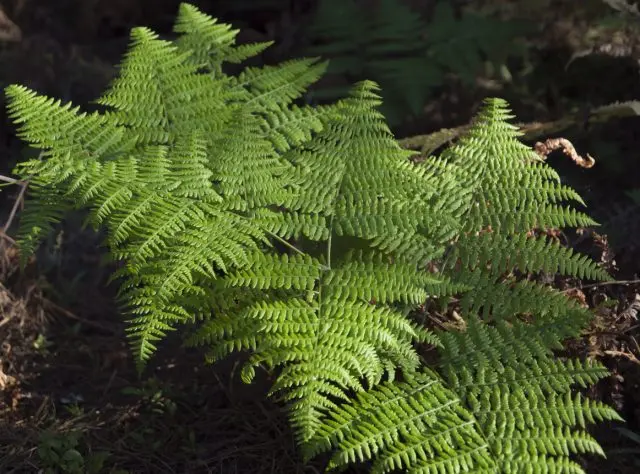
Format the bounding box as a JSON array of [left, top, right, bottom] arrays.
[[604, 349, 640, 365], [0, 152, 42, 235], [0, 174, 20, 184], [564, 279, 640, 291], [0, 230, 16, 245], [2, 180, 28, 233], [41, 297, 118, 333]]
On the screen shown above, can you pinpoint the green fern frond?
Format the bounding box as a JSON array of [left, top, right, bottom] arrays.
[[189, 250, 442, 442], [14, 187, 72, 267], [207, 111, 297, 211], [252, 208, 330, 241], [6, 84, 128, 162], [281, 80, 457, 263], [6, 90, 271, 371], [306, 97, 618, 471], [260, 103, 335, 153], [4, 4, 621, 473], [440, 98, 597, 234], [97, 27, 229, 145], [455, 232, 610, 281], [234, 58, 328, 111], [5, 84, 131, 261], [323, 251, 452, 303], [436, 98, 610, 327], [306, 370, 493, 473], [224, 252, 321, 291], [454, 269, 593, 328], [173, 2, 272, 73], [441, 318, 620, 473], [313, 317, 619, 473], [307, 0, 528, 122]]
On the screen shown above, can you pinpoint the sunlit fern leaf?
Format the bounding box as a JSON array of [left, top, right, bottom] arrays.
[[259, 102, 337, 153], [166, 130, 220, 200], [280, 80, 461, 264], [305, 96, 617, 473], [438, 317, 622, 473], [454, 269, 593, 327], [173, 2, 273, 73], [310, 316, 619, 473], [207, 110, 296, 211], [6, 85, 128, 160], [4, 7, 302, 367], [187, 250, 441, 442], [454, 232, 611, 281], [435, 98, 611, 319], [97, 28, 230, 145], [5, 84, 132, 263], [114, 217, 265, 369], [252, 208, 330, 241], [305, 370, 494, 473], [235, 58, 329, 111]]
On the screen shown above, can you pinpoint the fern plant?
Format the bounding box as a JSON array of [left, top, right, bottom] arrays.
[[4, 3, 621, 472], [306, 0, 530, 123]]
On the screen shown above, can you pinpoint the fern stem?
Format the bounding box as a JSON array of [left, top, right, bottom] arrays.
[[265, 230, 304, 255], [326, 214, 334, 270]]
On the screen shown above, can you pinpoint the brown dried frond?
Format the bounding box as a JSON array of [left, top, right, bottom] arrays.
[[534, 137, 596, 168]]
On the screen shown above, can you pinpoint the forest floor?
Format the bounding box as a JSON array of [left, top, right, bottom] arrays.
[[1, 1, 640, 472]]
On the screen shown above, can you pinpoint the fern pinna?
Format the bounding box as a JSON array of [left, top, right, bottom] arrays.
[[4, 3, 621, 472]]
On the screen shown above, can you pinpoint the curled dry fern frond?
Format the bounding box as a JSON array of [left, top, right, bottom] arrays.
[[4, 3, 620, 473]]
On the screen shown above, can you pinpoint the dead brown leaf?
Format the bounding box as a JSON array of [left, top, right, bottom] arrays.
[[0, 5, 21, 42]]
